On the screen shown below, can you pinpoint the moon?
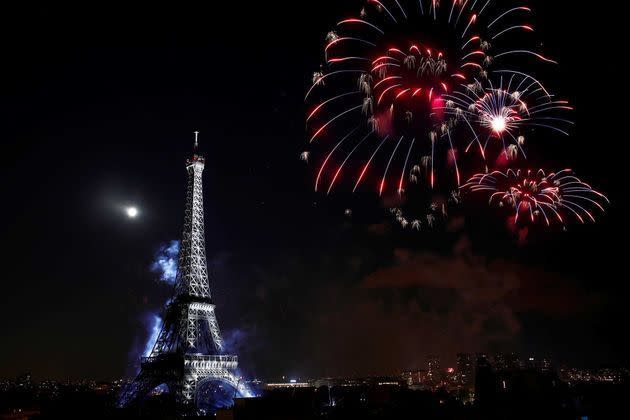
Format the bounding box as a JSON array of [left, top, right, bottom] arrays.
[[126, 206, 138, 218]]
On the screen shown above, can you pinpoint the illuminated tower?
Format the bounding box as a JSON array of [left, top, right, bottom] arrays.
[[119, 132, 249, 412]]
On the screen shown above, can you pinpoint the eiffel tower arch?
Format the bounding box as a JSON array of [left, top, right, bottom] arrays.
[[119, 132, 250, 413]]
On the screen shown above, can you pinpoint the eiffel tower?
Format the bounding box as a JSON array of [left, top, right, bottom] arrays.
[[119, 132, 249, 412]]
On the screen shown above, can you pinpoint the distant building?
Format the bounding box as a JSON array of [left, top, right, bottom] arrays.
[[312, 378, 335, 389], [493, 353, 520, 371], [506, 353, 521, 370], [428, 355, 441, 374], [401, 369, 429, 388], [456, 353, 474, 389], [265, 380, 310, 390], [494, 353, 506, 370], [474, 359, 571, 418], [524, 356, 552, 372], [558, 367, 628, 384], [16, 373, 32, 390], [474, 354, 496, 409], [538, 358, 552, 372], [427, 355, 442, 386]]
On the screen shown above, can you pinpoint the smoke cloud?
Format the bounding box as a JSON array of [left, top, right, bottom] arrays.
[[150, 240, 180, 284], [143, 313, 162, 357], [126, 241, 178, 375]]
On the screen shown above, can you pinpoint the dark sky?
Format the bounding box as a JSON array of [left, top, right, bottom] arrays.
[[0, 1, 627, 381]]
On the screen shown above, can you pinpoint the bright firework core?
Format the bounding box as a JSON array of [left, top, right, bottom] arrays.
[[513, 179, 542, 201], [491, 116, 507, 134]]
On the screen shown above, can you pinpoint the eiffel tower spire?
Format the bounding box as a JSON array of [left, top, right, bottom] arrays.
[[118, 131, 248, 413], [175, 131, 211, 299]]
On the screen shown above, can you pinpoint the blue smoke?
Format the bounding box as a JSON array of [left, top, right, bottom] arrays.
[[222, 329, 257, 398], [222, 329, 247, 354], [150, 240, 180, 284], [135, 241, 178, 363], [143, 313, 162, 357], [234, 373, 256, 398], [125, 242, 178, 377], [125, 312, 162, 375]]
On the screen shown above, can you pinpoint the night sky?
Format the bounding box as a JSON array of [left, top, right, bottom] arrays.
[[1, 1, 627, 381]]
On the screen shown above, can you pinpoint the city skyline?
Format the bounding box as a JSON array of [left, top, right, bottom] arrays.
[[4, 350, 626, 383]]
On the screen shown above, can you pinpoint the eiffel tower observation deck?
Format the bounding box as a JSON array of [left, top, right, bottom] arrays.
[[119, 132, 250, 413]]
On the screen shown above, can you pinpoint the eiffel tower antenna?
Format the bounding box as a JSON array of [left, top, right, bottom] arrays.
[[119, 132, 249, 413], [193, 130, 199, 151]]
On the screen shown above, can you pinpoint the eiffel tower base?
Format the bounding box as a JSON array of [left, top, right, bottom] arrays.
[[118, 353, 246, 414]]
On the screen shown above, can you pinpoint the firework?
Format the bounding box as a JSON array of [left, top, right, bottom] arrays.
[[440, 74, 573, 162], [306, 0, 559, 195], [462, 169, 609, 226]]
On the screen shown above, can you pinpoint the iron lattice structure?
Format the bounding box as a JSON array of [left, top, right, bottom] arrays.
[[119, 134, 247, 412]]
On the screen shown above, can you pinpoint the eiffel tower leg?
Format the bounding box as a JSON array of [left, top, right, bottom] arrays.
[[118, 372, 163, 408], [181, 373, 196, 404], [180, 306, 199, 350], [206, 308, 224, 352], [226, 371, 253, 398]]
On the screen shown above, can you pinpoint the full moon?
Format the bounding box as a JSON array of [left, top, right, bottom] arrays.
[[126, 207, 138, 218]]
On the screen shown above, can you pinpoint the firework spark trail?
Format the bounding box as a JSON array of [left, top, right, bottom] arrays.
[[328, 130, 375, 194], [371, 0, 398, 23], [328, 56, 372, 64], [399, 137, 416, 193], [462, 13, 477, 38], [449, 0, 458, 24], [446, 129, 461, 185], [307, 91, 362, 123], [338, 18, 385, 34], [309, 105, 363, 143], [380, 136, 405, 195], [305, 70, 365, 100], [315, 126, 363, 192], [488, 6, 531, 28], [456, 0, 471, 26], [394, 0, 408, 19], [492, 25, 534, 40], [492, 70, 551, 97], [354, 135, 389, 192], [325, 37, 376, 53], [494, 50, 558, 64]]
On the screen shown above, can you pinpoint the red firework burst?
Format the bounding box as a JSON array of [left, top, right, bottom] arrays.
[[462, 169, 609, 226], [305, 0, 561, 196]]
